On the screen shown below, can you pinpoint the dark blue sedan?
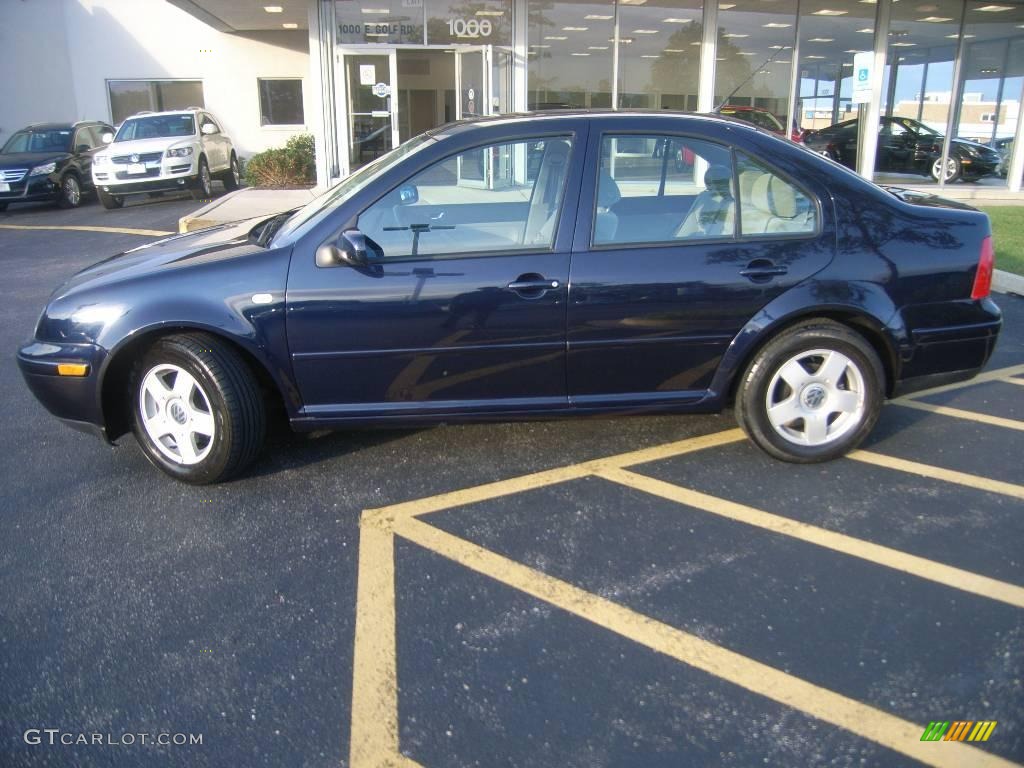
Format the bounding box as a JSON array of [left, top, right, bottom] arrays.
[[17, 112, 1001, 483]]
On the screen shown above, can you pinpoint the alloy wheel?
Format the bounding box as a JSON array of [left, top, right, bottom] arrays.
[[764, 348, 866, 447], [139, 363, 216, 465], [63, 176, 80, 206]]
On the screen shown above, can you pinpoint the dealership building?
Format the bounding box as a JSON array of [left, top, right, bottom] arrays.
[[3, 0, 1024, 193]]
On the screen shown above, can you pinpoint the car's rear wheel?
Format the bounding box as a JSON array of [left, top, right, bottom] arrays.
[[735, 320, 884, 463], [132, 333, 265, 484], [190, 157, 212, 200], [98, 189, 124, 209], [57, 174, 82, 209], [930, 156, 961, 183], [0, 202, 8, 212], [221, 153, 241, 191]]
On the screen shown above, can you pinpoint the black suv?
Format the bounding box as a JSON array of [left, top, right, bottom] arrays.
[[0, 121, 113, 211]]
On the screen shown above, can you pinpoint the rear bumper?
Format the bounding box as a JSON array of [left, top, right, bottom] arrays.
[[894, 299, 1001, 396], [16, 340, 110, 442]]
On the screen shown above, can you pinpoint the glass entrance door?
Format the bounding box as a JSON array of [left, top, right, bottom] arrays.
[[338, 48, 398, 175], [455, 47, 490, 120]]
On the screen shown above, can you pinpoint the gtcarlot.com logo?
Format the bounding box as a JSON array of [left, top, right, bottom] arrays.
[[920, 720, 998, 742], [24, 728, 203, 747]]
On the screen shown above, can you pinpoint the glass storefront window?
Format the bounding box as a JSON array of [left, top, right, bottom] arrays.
[[955, 1, 1024, 188], [616, 0, 702, 110], [714, 0, 797, 133], [527, 0, 615, 109], [334, 0, 511, 46]]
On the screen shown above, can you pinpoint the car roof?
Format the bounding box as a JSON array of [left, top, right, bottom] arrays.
[[427, 109, 760, 138], [21, 123, 76, 131], [122, 109, 205, 119]]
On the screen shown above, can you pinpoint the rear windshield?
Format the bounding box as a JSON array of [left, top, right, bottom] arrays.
[[2, 129, 72, 154], [115, 115, 195, 142]]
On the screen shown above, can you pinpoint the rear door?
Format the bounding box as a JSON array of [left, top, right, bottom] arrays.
[[285, 125, 587, 419], [566, 122, 835, 405]]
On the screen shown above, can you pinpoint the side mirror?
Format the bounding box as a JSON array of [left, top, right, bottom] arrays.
[[76, 144, 90, 154], [101, 132, 114, 144], [397, 184, 418, 205], [316, 230, 375, 268], [201, 123, 218, 135]]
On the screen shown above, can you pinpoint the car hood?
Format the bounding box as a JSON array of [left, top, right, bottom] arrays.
[[54, 216, 274, 298], [953, 138, 999, 156], [0, 151, 69, 169], [103, 138, 186, 155]]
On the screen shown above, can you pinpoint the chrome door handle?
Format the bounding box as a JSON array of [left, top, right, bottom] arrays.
[[507, 279, 560, 291]]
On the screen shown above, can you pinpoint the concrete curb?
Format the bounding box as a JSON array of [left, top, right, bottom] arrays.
[[994, 268, 1024, 296], [178, 186, 320, 233], [178, 189, 242, 233]]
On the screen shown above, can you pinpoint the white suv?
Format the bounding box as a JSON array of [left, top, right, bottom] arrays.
[[92, 109, 240, 209]]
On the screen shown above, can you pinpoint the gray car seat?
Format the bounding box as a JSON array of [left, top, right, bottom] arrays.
[[594, 170, 621, 243], [675, 164, 735, 239]]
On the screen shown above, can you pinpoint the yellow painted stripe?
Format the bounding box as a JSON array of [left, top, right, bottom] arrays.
[[897, 364, 1024, 400], [1002, 377, 1024, 387], [981, 721, 998, 741], [892, 399, 1024, 432], [594, 467, 1024, 609], [350, 518, 421, 768], [848, 450, 1024, 501], [0, 223, 173, 237], [395, 516, 1019, 768], [362, 428, 746, 524], [969, 722, 986, 741]]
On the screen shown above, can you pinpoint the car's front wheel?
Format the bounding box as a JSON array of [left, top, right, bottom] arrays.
[[190, 157, 212, 200], [930, 156, 961, 183], [735, 320, 884, 463], [132, 333, 266, 483], [57, 174, 82, 209], [98, 189, 124, 209]]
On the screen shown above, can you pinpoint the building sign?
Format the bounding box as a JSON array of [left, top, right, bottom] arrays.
[[852, 51, 873, 104], [335, 0, 510, 46]]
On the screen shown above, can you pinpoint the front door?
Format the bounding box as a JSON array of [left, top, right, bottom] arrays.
[[338, 48, 399, 175], [285, 129, 587, 419]]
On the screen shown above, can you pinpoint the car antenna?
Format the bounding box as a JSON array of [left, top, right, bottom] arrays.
[[715, 46, 790, 112]]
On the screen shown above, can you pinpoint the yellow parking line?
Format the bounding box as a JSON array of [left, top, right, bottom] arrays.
[[362, 428, 746, 524], [849, 450, 1024, 501], [896, 364, 1024, 400], [594, 466, 1024, 609], [1002, 377, 1024, 387], [891, 399, 1024, 432], [350, 517, 424, 768], [0, 223, 173, 237], [395, 515, 1019, 768]]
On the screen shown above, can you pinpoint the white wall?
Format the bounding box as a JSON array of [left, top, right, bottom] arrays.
[[0, 0, 314, 159]]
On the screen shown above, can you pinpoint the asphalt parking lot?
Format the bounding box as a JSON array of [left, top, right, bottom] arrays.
[[1, 202, 1022, 768]]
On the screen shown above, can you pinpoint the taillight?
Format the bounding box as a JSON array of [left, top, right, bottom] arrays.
[[971, 235, 994, 300]]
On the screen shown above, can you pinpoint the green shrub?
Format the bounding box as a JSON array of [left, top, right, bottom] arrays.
[[244, 133, 316, 188]]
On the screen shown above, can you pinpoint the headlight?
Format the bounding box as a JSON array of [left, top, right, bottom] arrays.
[[165, 146, 194, 158], [29, 162, 57, 177]]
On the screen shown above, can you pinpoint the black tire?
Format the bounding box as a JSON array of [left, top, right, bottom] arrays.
[[734, 320, 884, 463], [0, 202, 8, 212], [221, 153, 241, 191], [56, 173, 82, 209], [131, 333, 266, 484], [930, 156, 961, 183], [190, 157, 212, 200], [98, 189, 124, 209]]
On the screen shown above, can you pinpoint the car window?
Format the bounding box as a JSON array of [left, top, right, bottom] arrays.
[[593, 134, 735, 246], [73, 127, 96, 151], [2, 129, 72, 154], [357, 137, 573, 260], [115, 115, 196, 142], [736, 153, 817, 236]]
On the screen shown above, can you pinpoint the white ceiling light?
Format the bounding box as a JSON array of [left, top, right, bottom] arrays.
[[806, 55, 825, 59], [475, 10, 504, 16], [531, 44, 550, 48], [737, 51, 756, 55], [563, 26, 588, 31], [719, 3, 736, 8], [891, 41, 916, 46], [632, 29, 659, 34], [544, 35, 567, 40], [974, 5, 1014, 11], [945, 32, 975, 37], [263, 5, 283, 12], [282, 22, 298, 28], [723, 32, 749, 37], [361, 8, 389, 13], [585, 14, 613, 20], [763, 22, 791, 27], [857, 27, 874, 33], [812, 9, 848, 15], [571, 52, 591, 56], [641, 54, 659, 58], [662, 18, 692, 23], [918, 16, 953, 22], [808, 37, 834, 42], [588, 45, 610, 49], [618, 0, 647, 5], [664, 48, 685, 52]]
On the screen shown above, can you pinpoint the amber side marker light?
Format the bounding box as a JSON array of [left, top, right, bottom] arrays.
[[56, 363, 89, 377]]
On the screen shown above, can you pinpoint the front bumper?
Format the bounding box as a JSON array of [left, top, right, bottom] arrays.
[[93, 157, 198, 196], [959, 156, 1000, 178], [0, 173, 61, 204], [16, 340, 110, 442]]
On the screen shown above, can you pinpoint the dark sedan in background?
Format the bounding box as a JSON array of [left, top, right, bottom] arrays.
[[0, 121, 113, 211], [17, 111, 1000, 483], [805, 116, 1001, 183]]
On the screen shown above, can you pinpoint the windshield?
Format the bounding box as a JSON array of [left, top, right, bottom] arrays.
[[2, 128, 72, 154], [270, 134, 435, 247], [901, 119, 941, 137], [115, 115, 196, 142]]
